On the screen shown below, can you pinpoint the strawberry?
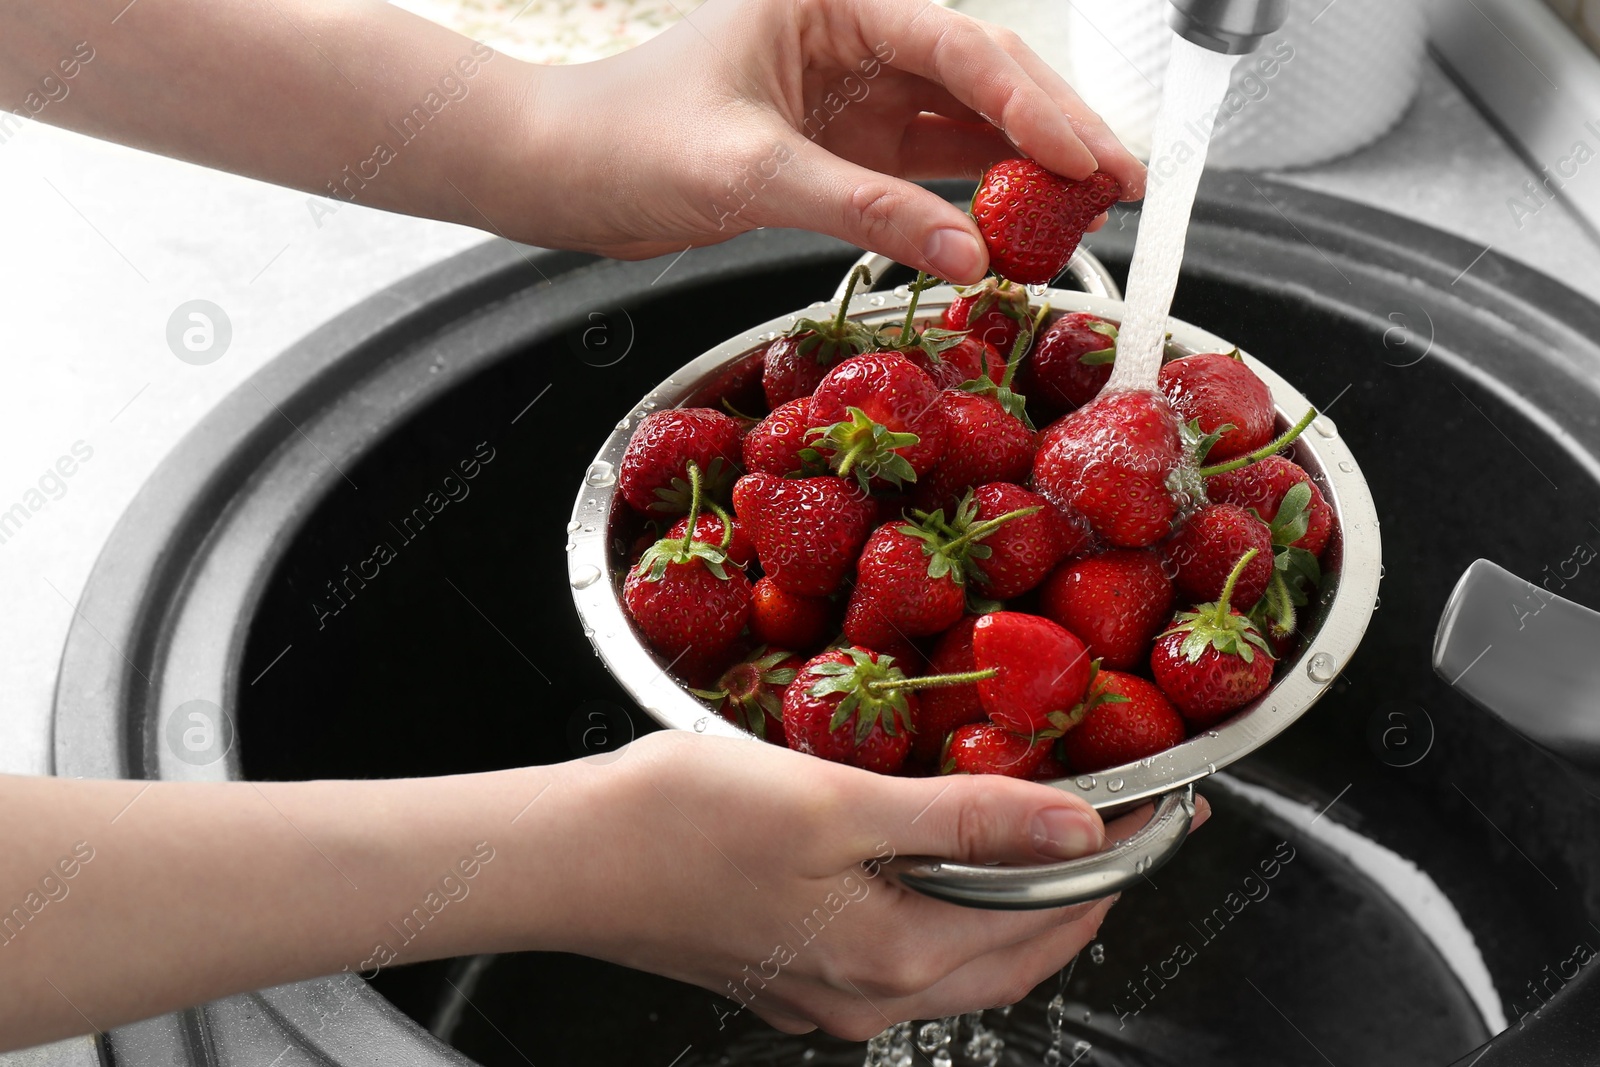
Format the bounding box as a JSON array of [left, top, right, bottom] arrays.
[[1060, 670, 1186, 773], [907, 333, 1004, 391], [665, 510, 755, 570], [911, 616, 987, 763], [1019, 312, 1118, 419], [749, 577, 835, 651], [971, 161, 1121, 285], [1040, 549, 1173, 670], [1159, 352, 1274, 464], [618, 408, 743, 515], [941, 277, 1031, 359], [911, 390, 1035, 514], [1205, 455, 1332, 558], [691, 647, 800, 744], [942, 722, 1053, 778], [1034, 750, 1070, 780], [971, 611, 1091, 734], [1150, 549, 1276, 726], [844, 493, 1044, 644], [783, 647, 993, 773], [808, 352, 946, 490], [964, 483, 1076, 600], [761, 264, 876, 408], [732, 473, 875, 597], [1163, 503, 1273, 607], [1032, 390, 1188, 548], [623, 463, 752, 675], [742, 397, 826, 477]]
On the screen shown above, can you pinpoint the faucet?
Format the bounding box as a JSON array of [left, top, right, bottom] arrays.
[[1166, 0, 1288, 54]]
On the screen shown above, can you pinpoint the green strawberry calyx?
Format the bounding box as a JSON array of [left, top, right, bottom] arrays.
[[1158, 548, 1276, 665], [1076, 319, 1119, 366], [953, 276, 1031, 327], [688, 646, 797, 741], [805, 647, 995, 744], [650, 456, 735, 514], [633, 460, 734, 581], [874, 272, 969, 366], [959, 311, 1039, 429], [806, 406, 921, 490], [1248, 481, 1324, 639], [902, 490, 1043, 586], [780, 264, 877, 366], [1040, 659, 1128, 739]]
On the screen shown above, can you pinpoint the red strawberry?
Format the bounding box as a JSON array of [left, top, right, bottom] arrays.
[[783, 648, 916, 773], [942, 722, 1053, 778], [761, 265, 876, 407], [1020, 312, 1118, 418], [964, 483, 1076, 600], [692, 647, 801, 744], [941, 277, 1031, 359], [666, 511, 755, 570], [808, 352, 947, 490], [1061, 670, 1186, 772], [911, 390, 1035, 514], [1034, 750, 1070, 780], [971, 611, 1091, 734], [618, 408, 743, 515], [1033, 390, 1188, 548], [1159, 352, 1274, 464], [742, 397, 825, 477], [1040, 549, 1173, 670], [1164, 503, 1273, 608], [911, 616, 987, 762], [895, 331, 1003, 391], [623, 465, 752, 674], [732, 473, 875, 597], [971, 161, 1122, 285], [749, 577, 834, 651], [1206, 455, 1333, 558], [1151, 549, 1276, 726]]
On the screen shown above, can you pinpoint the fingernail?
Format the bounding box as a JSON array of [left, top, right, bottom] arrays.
[[1030, 806, 1098, 859], [925, 227, 984, 282]]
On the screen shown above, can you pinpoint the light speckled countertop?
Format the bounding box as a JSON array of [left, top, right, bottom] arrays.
[[3, 1, 1600, 1062]]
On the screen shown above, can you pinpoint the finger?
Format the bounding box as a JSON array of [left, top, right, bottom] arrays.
[[757, 136, 989, 282], [989, 35, 1147, 199], [850, 771, 1105, 865], [846, 0, 1098, 180]]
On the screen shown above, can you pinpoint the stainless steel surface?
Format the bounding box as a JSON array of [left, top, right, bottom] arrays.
[[883, 786, 1195, 909], [1434, 558, 1600, 777], [1165, 0, 1289, 54], [569, 262, 1383, 906], [830, 247, 1124, 302]]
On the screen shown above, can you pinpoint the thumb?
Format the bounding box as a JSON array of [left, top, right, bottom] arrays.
[[753, 139, 990, 284], [854, 773, 1106, 866]]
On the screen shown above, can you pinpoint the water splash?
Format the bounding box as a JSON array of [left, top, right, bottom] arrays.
[[1104, 36, 1240, 394]]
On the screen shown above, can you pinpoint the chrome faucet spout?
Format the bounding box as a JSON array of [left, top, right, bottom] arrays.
[[1166, 0, 1288, 54]]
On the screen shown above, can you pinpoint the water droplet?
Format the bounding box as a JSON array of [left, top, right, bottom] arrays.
[[892, 284, 912, 298], [916, 1021, 949, 1053], [615, 417, 631, 430], [1026, 283, 1050, 298], [868, 294, 887, 306], [584, 460, 616, 487], [570, 565, 601, 589], [802, 1050, 817, 1063], [1075, 775, 1097, 790], [1379, 563, 1386, 579], [1313, 416, 1337, 437], [693, 717, 708, 732], [1307, 651, 1337, 683], [566, 519, 582, 533], [641, 400, 658, 411], [1046, 994, 1068, 1031], [1338, 460, 1355, 473], [564, 542, 576, 552], [1374, 596, 1382, 610], [808, 300, 827, 310], [1089, 942, 1105, 964], [1043, 1049, 1063, 1067], [1106, 777, 1124, 792], [1205, 762, 1216, 774], [1071, 1040, 1093, 1057]]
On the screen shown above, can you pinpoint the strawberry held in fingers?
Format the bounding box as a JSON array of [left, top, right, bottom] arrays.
[[1033, 389, 1188, 548], [1040, 549, 1173, 670], [971, 161, 1122, 285], [1020, 312, 1119, 417], [618, 408, 743, 515], [782, 647, 993, 773], [1159, 351, 1274, 464], [691, 647, 800, 745], [1164, 503, 1274, 607], [1061, 670, 1187, 773], [807, 352, 946, 490], [1151, 549, 1276, 727], [971, 611, 1091, 734], [941, 277, 1031, 358], [761, 265, 876, 408], [942, 722, 1053, 778], [732, 472, 875, 597]]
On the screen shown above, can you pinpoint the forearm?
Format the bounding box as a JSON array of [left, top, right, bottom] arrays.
[[0, 764, 604, 1050], [0, 0, 538, 233]]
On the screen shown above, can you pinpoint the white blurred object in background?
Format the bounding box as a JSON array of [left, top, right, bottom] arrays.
[[1059, 0, 1434, 169]]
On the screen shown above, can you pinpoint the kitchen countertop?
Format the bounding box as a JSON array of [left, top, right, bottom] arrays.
[[3, 4, 1600, 1061]]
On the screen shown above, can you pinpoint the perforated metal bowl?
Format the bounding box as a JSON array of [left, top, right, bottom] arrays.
[[569, 251, 1381, 908]]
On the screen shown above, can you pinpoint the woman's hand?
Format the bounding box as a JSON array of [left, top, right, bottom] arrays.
[[518, 0, 1146, 281], [539, 731, 1202, 1038]]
